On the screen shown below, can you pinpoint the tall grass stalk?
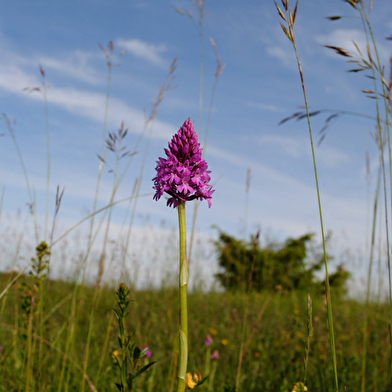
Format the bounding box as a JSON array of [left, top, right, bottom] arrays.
[[80, 289, 99, 392], [362, 139, 382, 391], [303, 293, 313, 386], [39, 65, 51, 242], [94, 303, 115, 386], [3, 114, 39, 243], [275, 1, 339, 390], [235, 296, 249, 391], [350, 0, 392, 379]]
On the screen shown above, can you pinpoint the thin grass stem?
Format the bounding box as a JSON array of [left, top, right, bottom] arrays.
[[276, 1, 339, 389], [41, 67, 51, 242], [362, 145, 382, 391]]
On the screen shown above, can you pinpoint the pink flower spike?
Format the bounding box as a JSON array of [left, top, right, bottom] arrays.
[[152, 118, 213, 208]]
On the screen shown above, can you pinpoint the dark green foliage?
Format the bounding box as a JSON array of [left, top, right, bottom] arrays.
[[113, 283, 155, 392], [214, 230, 319, 292], [214, 230, 350, 294]]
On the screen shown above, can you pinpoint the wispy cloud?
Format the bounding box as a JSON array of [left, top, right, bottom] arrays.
[[0, 54, 175, 140], [316, 144, 349, 168], [116, 38, 168, 67], [256, 134, 303, 158], [37, 50, 102, 84], [266, 44, 294, 68], [247, 101, 284, 112], [249, 134, 349, 167], [207, 142, 364, 247]]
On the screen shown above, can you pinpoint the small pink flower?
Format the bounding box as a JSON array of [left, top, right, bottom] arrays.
[[204, 334, 213, 346], [211, 350, 219, 360], [142, 345, 152, 358]]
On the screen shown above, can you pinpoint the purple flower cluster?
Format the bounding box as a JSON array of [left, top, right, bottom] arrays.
[[204, 334, 213, 346], [153, 118, 214, 208]]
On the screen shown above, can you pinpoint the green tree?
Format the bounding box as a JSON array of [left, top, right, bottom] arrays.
[[214, 230, 341, 292]]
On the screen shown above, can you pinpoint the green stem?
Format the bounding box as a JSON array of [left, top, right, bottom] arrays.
[[236, 298, 249, 391], [119, 309, 127, 391], [294, 41, 339, 391], [304, 293, 313, 387], [362, 149, 382, 391], [177, 200, 188, 392], [283, 8, 339, 389], [94, 309, 114, 387], [43, 79, 50, 242], [25, 304, 34, 392], [80, 287, 100, 392]]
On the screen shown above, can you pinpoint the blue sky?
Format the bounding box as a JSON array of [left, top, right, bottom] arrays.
[[0, 0, 391, 290]]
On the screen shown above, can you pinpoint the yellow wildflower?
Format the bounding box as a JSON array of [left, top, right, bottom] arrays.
[[291, 382, 308, 392], [185, 371, 202, 389], [221, 339, 228, 345]]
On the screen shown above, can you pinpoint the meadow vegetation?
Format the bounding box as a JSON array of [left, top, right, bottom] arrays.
[[0, 270, 389, 391]]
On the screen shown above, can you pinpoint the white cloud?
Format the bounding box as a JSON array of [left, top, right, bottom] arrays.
[[116, 38, 168, 67]]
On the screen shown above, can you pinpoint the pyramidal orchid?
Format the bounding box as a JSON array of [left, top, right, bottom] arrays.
[[153, 118, 214, 208], [152, 118, 213, 392]]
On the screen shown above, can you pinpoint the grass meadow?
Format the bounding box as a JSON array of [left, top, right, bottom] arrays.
[[0, 272, 391, 391], [1, 0, 392, 391]]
